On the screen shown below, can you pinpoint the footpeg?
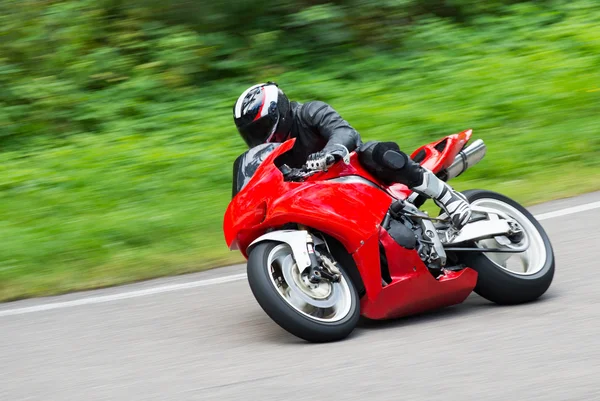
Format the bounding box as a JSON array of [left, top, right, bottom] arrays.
[[390, 199, 407, 217]]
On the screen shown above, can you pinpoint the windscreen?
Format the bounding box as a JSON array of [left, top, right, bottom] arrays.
[[232, 143, 280, 198]]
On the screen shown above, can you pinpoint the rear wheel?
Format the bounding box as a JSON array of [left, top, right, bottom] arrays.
[[455, 190, 555, 305], [247, 241, 360, 342]]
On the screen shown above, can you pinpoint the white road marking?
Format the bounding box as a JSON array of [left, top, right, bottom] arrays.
[[0, 274, 247, 317], [1, 199, 599, 318], [534, 201, 600, 221]]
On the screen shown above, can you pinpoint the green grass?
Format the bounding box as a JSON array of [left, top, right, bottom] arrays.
[[1, 1, 599, 302], [1, 160, 598, 302], [1, 128, 598, 302]]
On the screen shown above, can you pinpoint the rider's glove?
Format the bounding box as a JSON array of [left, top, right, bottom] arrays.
[[306, 145, 350, 172], [306, 151, 336, 171]]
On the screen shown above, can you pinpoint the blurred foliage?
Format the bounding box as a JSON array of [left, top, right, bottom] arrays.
[[0, 0, 599, 300]]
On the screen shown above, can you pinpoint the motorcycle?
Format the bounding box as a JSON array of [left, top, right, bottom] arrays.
[[223, 129, 555, 343]]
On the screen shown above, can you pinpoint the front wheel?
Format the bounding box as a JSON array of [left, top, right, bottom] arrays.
[[455, 190, 555, 305], [247, 241, 360, 343]]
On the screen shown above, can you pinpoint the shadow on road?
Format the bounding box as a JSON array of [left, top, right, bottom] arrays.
[[244, 290, 560, 345], [354, 291, 559, 334], [355, 294, 491, 331]]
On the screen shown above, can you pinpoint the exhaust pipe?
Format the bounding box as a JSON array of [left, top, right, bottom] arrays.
[[446, 139, 487, 180]]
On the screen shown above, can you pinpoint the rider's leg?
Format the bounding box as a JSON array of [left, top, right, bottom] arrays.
[[412, 167, 472, 228], [358, 141, 472, 228]]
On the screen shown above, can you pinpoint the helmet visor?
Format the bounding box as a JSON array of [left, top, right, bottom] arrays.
[[237, 115, 278, 148]]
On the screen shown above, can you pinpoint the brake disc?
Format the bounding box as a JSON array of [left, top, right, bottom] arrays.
[[280, 255, 340, 309]]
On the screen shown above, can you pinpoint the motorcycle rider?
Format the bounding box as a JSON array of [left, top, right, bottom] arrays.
[[233, 82, 472, 228]]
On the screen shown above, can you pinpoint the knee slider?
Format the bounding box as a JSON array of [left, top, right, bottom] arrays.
[[373, 142, 407, 170]]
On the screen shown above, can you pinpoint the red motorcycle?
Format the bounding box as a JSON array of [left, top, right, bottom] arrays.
[[223, 129, 555, 342]]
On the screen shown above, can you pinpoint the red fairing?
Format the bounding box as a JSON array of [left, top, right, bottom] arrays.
[[224, 139, 393, 259], [224, 131, 479, 320], [360, 229, 477, 319], [223, 140, 296, 251], [385, 129, 473, 199]]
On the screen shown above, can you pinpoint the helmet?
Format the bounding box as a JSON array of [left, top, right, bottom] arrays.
[[233, 82, 293, 148]]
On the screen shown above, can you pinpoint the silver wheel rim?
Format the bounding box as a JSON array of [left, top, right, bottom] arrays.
[[471, 198, 547, 275], [266, 244, 353, 323]]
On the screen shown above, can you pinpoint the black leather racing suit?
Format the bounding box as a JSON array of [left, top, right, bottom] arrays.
[[233, 99, 472, 228], [278, 101, 424, 188], [276, 101, 361, 168]]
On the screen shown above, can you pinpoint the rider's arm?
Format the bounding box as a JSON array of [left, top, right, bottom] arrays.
[[301, 101, 361, 160]]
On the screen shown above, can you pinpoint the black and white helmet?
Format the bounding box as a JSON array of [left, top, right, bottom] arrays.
[[233, 82, 293, 148]]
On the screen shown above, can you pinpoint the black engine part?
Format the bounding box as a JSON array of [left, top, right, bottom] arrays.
[[387, 218, 417, 250]]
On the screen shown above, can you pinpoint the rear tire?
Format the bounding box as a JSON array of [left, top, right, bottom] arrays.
[[455, 190, 555, 305], [247, 241, 361, 342]]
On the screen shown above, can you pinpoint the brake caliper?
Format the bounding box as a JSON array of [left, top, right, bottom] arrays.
[[305, 234, 341, 283]]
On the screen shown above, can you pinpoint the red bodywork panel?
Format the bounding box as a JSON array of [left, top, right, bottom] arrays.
[[224, 131, 478, 320], [223, 140, 392, 258], [359, 229, 477, 319]]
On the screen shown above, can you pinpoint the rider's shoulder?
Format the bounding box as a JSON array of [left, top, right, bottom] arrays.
[[302, 100, 330, 111], [297, 100, 332, 121]]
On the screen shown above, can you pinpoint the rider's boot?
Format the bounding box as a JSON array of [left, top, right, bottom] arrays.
[[373, 143, 472, 229], [412, 168, 472, 229]]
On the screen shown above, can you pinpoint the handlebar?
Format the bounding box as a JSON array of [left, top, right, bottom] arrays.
[[279, 146, 352, 182], [279, 164, 319, 182]]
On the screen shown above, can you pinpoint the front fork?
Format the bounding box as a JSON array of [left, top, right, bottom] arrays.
[[305, 233, 341, 284], [247, 227, 342, 284]]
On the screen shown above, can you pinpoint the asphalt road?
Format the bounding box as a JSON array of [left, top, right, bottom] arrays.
[[2, 192, 600, 401]]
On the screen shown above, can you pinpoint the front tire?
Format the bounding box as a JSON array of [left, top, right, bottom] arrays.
[[247, 241, 360, 343], [455, 190, 555, 305]]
